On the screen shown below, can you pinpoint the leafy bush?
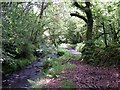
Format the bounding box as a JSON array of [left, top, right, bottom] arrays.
[[2, 46, 36, 74], [82, 46, 120, 67]]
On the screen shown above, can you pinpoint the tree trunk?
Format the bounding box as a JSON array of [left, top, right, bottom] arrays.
[[85, 1, 93, 41], [70, 0, 93, 41], [86, 18, 93, 41], [102, 22, 108, 47]]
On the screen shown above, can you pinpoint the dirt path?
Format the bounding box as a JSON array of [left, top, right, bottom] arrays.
[[2, 60, 42, 89], [44, 60, 120, 89]]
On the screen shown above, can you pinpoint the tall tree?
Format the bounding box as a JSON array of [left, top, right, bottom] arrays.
[[70, 0, 93, 41]]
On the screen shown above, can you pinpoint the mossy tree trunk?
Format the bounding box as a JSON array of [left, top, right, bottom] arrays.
[[70, 0, 93, 41]]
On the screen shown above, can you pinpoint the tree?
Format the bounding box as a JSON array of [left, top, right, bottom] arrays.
[[70, 0, 93, 42], [2, 2, 50, 73]]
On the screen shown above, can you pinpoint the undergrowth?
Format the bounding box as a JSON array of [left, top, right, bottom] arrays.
[[28, 48, 81, 88], [41, 53, 76, 78], [82, 46, 120, 67], [2, 54, 36, 74]]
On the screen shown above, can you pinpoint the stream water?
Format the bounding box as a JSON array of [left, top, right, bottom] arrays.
[[2, 60, 42, 89], [66, 48, 81, 54], [2, 48, 81, 89]]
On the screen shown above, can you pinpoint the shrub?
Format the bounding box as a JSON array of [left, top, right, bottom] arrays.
[[82, 46, 120, 67]]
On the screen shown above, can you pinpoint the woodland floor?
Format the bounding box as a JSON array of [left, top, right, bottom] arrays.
[[44, 60, 120, 89], [2, 49, 120, 89]]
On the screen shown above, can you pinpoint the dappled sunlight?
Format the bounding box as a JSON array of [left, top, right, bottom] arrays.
[[114, 73, 119, 78], [61, 70, 66, 74], [37, 78, 52, 86], [59, 43, 69, 48]]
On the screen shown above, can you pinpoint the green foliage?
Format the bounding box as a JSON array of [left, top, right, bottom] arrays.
[[2, 56, 35, 74], [75, 42, 85, 52], [66, 21, 82, 44], [46, 63, 75, 78], [35, 44, 57, 58], [2, 40, 36, 73], [41, 50, 76, 78], [2, 1, 120, 75], [82, 46, 120, 67], [2, 2, 44, 74], [92, 1, 120, 48], [57, 47, 71, 55]]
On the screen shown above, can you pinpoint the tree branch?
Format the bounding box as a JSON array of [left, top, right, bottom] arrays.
[[73, 0, 85, 11], [70, 12, 88, 23], [85, 0, 90, 8], [94, 33, 109, 40]]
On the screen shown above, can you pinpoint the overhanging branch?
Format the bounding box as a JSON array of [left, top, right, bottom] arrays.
[[70, 13, 88, 23], [73, 1, 85, 11]]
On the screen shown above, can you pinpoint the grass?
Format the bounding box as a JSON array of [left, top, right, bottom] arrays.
[[57, 47, 71, 55], [46, 62, 75, 78], [57, 47, 81, 59]]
